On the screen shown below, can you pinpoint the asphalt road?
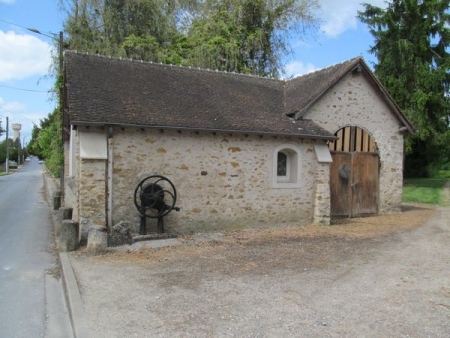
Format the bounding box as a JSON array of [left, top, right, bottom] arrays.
[[0, 158, 72, 337]]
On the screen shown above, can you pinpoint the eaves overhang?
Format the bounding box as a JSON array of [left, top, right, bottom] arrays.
[[70, 121, 338, 141]]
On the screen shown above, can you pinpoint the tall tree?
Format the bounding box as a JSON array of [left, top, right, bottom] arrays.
[[186, 0, 320, 76], [358, 0, 450, 177], [59, 0, 321, 76]]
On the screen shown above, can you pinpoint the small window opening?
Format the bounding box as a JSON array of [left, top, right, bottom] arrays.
[[272, 144, 300, 188], [277, 151, 290, 180]]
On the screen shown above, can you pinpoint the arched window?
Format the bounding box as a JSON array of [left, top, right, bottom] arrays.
[[273, 144, 301, 188], [277, 151, 290, 179]]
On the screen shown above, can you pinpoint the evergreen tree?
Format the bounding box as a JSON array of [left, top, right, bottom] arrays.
[[358, 0, 450, 177]]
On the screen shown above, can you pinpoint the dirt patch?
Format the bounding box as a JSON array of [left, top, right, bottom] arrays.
[[70, 201, 450, 337], [95, 203, 434, 269]]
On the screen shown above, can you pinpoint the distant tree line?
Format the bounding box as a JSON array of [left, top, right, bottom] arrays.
[[26, 108, 62, 176], [0, 138, 21, 165]]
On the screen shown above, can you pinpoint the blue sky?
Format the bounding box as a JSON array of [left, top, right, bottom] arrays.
[[0, 0, 386, 145]]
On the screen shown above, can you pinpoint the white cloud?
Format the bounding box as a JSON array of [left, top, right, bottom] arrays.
[[319, 0, 387, 38], [0, 30, 52, 82], [284, 60, 318, 78], [0, 97, 25, 112], [0, 0, 16, 4], [0, 96, 43, 143]]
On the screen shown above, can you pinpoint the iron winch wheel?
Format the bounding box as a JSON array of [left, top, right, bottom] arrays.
[[133, 175, 177, 219]]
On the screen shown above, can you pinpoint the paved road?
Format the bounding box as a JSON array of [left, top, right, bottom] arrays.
[[0, 158, 72, 337]]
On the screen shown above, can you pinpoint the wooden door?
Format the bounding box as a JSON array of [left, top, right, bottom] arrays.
[[330, 152, 352, 217], [330, 152, 379, 217]]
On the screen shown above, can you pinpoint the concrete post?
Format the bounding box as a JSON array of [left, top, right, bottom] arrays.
[[56, 207, 73, 236], [86, 225, 108, 255], [58, 220, 79, 252], [53, 191, 62, 210]]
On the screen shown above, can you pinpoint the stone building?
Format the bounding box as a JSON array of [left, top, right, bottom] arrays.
[[62, 51, 413, 242]]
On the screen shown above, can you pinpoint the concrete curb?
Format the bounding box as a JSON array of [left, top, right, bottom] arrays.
[[60, 252, 91, 338], [43, 172, 90, 338]]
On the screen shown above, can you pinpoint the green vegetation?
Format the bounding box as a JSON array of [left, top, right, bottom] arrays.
[[59, 0, 321, 77], [358, 0, 450, 177], [25, 109, 62, 177], [403, 175, 449, 205], [0, 138, 21, 164]]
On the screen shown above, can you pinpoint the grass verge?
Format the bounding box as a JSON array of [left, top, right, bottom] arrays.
[[403, 176, 449, 205]]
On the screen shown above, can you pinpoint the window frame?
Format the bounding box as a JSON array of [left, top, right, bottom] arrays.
[[272, 144, 301, 189]]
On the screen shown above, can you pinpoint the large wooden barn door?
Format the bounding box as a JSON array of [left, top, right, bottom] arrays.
[[329, 127, 379, 218]]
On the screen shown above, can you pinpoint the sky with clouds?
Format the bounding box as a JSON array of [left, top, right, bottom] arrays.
[[0, 0, 387, 146]]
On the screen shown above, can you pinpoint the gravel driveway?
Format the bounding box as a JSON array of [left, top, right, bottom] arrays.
[[69, 187, 450, 337]]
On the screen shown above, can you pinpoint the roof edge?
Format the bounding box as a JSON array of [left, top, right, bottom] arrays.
[[70, 121, 338, 141], [292, 58, 363, 120], [358, 60, 415, 134], [290, 57, 415, 134]]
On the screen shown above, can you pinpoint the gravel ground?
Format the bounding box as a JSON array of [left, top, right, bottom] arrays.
[[69, 186, 450, 337]]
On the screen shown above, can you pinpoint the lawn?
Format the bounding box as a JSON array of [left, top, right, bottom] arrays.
[[403, 171, 450, 205]]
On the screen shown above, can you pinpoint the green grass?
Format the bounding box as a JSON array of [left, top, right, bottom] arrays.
[[403, 176, 449, 205]]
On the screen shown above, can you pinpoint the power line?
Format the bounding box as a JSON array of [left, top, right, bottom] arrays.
[[0, 18, 28, 29], [0, 18, 56, 38], [0, 84, 52, 93]]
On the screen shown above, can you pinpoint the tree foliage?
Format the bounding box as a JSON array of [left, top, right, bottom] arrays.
[[36, 109, 63, 177], [0, 138, 19, 164], [59, 0, 320, 76], [358, 0, 450, 177], [26, 110, 63, 177]]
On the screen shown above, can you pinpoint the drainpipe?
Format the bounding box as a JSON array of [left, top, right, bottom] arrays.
[[107, 126, 114, 232]]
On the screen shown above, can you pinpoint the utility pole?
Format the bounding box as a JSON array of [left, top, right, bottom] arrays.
[[22, 136, 26, 162], [59, 31, 65, 197], [5, 117, 9, 173]]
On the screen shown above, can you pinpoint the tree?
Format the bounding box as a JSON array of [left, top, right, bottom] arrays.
[[26, 109, 62, 177], [59, 0, 321, 77], [37, 109, 63, 177], [0, 138, 19, 164], [26, 124, 44, 158], [358, 0, 450, 177]]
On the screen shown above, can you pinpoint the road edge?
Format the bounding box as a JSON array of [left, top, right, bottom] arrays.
[[60, 253, 91, 338], [43, 171, 90, 338]]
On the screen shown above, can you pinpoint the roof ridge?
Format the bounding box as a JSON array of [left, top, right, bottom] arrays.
[[287, 56, 363, 82], [65, 50, 280, 82]]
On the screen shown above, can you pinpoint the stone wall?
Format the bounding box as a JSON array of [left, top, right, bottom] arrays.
[[110, 129, 325, 233], [304, 71, 405, 213], [79, 158, 107, 238]]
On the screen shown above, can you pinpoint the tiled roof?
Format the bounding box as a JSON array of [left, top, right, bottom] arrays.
[[64, 51, 413, 139], [285, 58, 414, 132], [285, 58, 362, 117]]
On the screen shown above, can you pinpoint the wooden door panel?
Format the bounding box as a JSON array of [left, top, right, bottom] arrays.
[[330, 152, 352, 217], [330, 152, 379, 218], [351, 153, 379, 216]]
